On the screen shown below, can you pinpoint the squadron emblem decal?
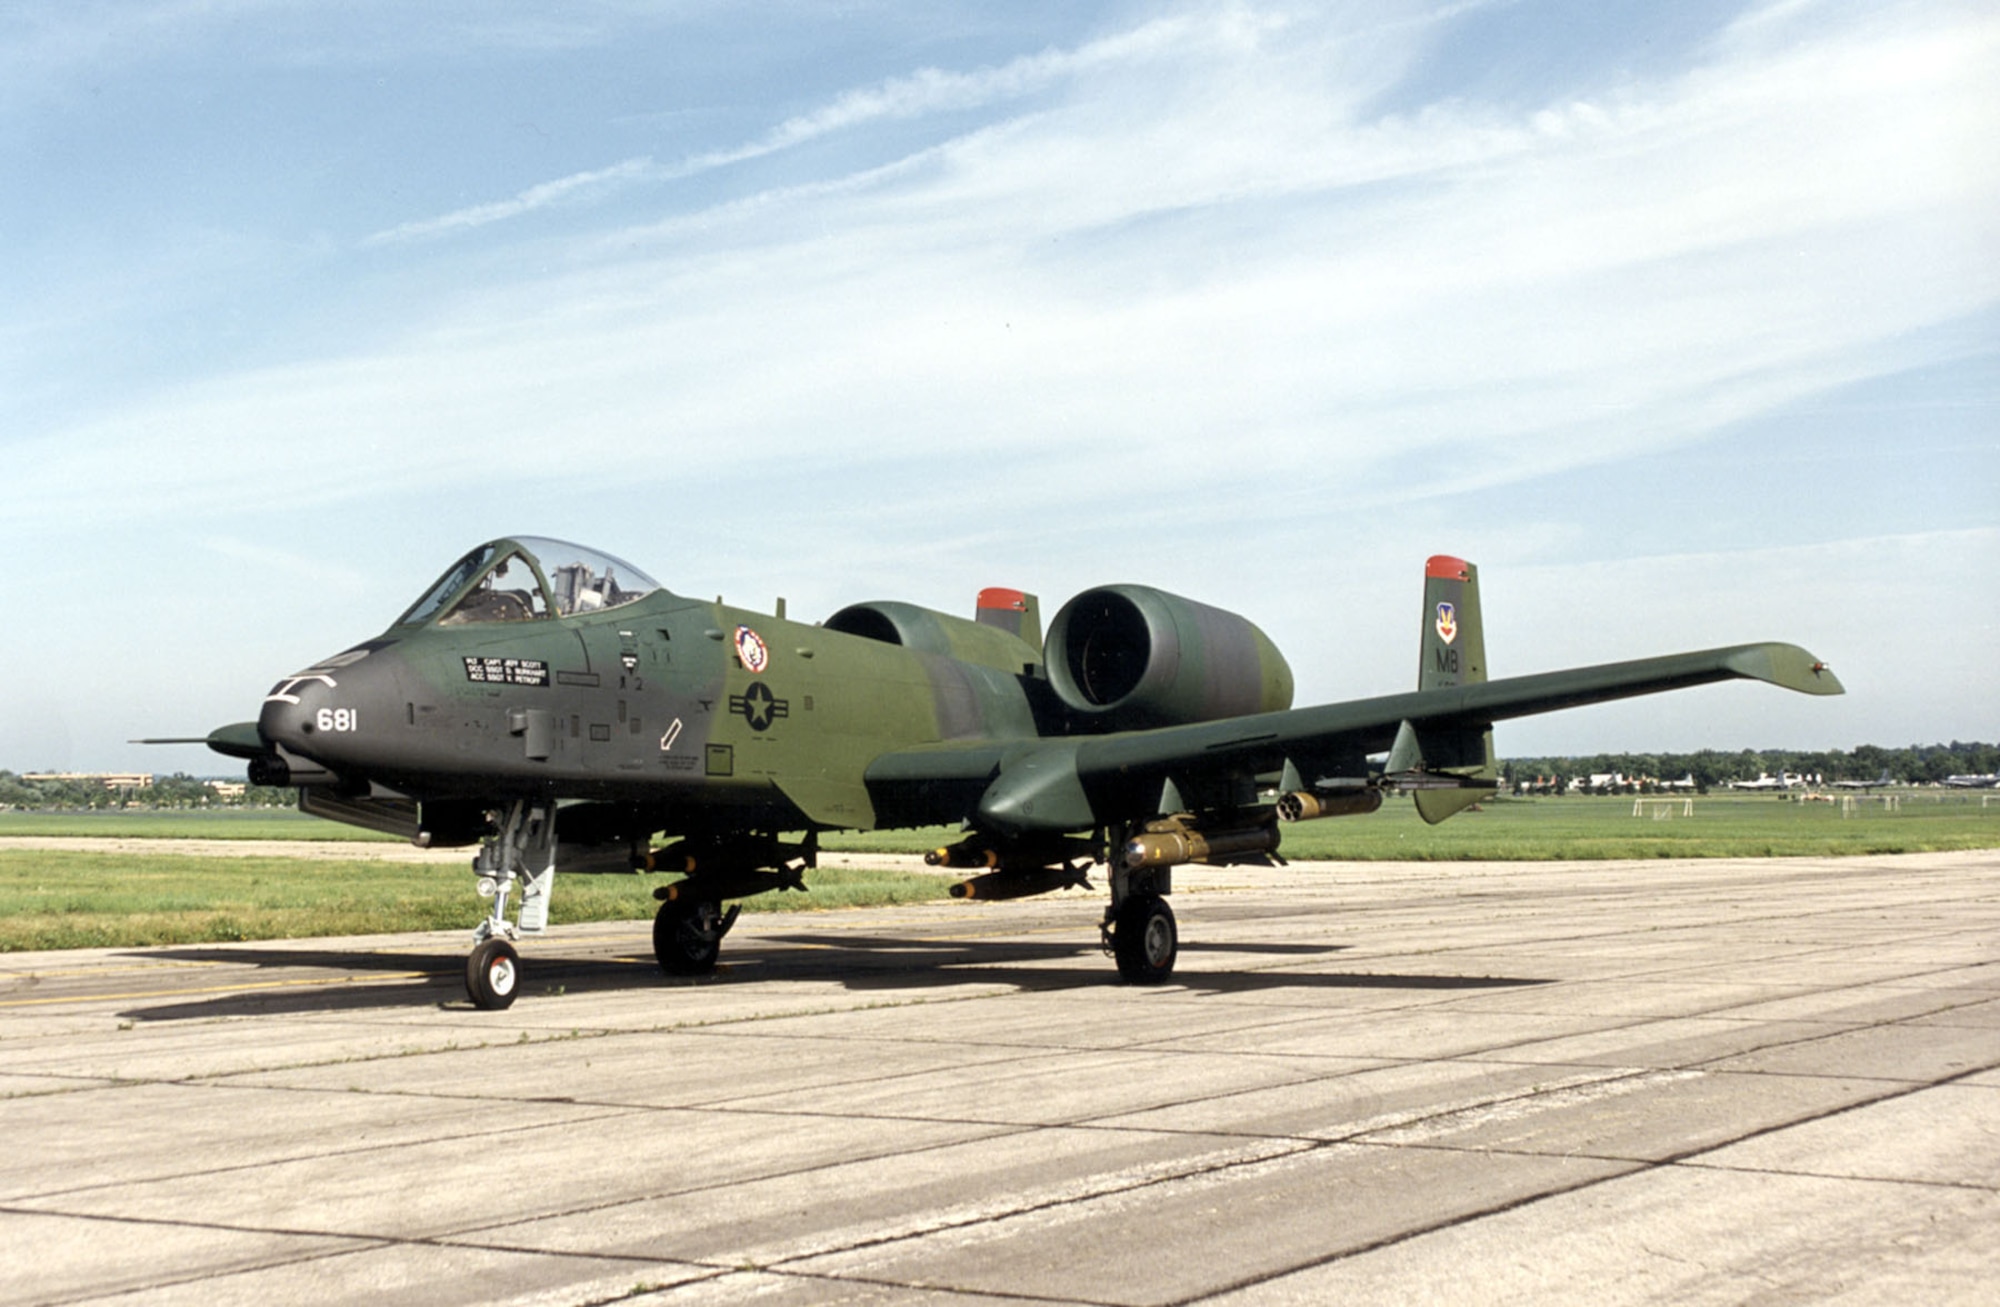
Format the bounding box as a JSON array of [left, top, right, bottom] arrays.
[[734, 625, 770, 673], [1435, 601, 1457, 645]]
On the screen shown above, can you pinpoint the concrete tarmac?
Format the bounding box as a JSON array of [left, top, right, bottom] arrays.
[[2, 851, 1996, 1306]]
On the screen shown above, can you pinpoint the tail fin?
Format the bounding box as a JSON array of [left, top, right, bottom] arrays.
[[1411, 555, 1497, 824], [1419, 555, 1486, 690]]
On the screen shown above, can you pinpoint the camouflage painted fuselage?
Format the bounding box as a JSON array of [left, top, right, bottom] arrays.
[[260, 590, 1053, 838]]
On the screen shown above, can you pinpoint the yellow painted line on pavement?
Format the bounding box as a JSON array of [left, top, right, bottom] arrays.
[[0, 970, 435, 1007], [0, 961, 233, 980]]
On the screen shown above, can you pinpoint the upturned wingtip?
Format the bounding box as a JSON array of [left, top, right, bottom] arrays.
[[1722, 644, 1845, 696]]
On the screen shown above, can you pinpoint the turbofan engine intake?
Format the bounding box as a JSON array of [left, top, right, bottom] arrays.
[[1044, 585, 1293, 731]]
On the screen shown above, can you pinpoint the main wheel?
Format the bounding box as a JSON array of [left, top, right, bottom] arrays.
[[1112, 893, 1177, 984], [654, 899, 723, 976], [466, 938, 521, 1010]]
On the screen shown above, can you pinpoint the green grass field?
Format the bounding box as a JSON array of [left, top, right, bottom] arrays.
[[825, 792, 2000, 861], [2, 793, 1992, 951], [0, 851, 954, 952], [0, 809, 400, 841], [1269, 792, 2000, 860]]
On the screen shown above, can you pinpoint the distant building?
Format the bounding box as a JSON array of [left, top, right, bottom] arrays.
[[21, 772, 154, 790]]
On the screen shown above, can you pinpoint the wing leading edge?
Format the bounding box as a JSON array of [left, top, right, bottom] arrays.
[[867, 640, 1842, 836]]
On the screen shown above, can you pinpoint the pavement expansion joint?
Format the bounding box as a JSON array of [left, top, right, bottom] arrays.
[[747, 1136, 1322, 1272], [1184, 1149, 1672, 1304], [1682, 1159, 1998, 1194]]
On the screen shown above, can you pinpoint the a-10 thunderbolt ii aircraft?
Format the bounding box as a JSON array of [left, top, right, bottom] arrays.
[[167, 537, 1842, 1009]]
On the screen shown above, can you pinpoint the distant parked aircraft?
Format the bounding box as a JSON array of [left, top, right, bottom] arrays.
[[1729, 771, 1802, 791], [1942, 773, 1999, 789], [1831, 772, 1895, 790]]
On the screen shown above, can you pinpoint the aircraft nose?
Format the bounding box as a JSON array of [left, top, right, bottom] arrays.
[[256, 645, 405, 780], [259, 669, 338, 749]]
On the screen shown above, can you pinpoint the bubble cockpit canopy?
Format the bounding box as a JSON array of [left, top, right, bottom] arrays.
[[399, 537, 663, 627]]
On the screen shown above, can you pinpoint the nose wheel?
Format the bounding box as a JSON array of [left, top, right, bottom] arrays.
[[467, 938, 521, 1010]]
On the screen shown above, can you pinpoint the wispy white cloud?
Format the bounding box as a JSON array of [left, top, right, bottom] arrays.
[[733, 13, 1207, 154], [364, 156, 657, 244], [363, 13, 1209, 246]]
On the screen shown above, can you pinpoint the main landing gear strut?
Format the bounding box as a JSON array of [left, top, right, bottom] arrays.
[[652, 897, 739, 975], [937, 825, 1181, 984], [642, 831, 809, 979], [1102, 822, 1178, 984], [1107, 885, 1178, 983]]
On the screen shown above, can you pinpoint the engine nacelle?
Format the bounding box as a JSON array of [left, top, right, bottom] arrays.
[[824, 600, 1039, 676], [1044, 584, 1293, 731]]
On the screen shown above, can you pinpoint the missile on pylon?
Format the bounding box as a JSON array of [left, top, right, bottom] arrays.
[[1121, 817, 1281, 871], [653, 866, 806, 902], [928, 834, 1100, 872], [648, 832, 816, 876], [925, 839, 1002, 870]]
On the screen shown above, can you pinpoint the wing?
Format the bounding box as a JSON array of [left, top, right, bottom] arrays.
[[867, 639, 1841, 837]]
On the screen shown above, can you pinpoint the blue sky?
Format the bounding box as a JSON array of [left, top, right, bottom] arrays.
[[3, 0, 1994, 773]]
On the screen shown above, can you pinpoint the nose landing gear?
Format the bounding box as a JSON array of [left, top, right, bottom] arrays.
[[464, 801, 556, 1010]]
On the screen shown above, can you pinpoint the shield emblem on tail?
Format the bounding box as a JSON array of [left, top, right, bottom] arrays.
[[1435, 601, 1457, 645]]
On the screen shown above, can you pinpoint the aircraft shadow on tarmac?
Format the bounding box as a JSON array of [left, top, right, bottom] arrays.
[[120, 935, 1553, 1022]]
